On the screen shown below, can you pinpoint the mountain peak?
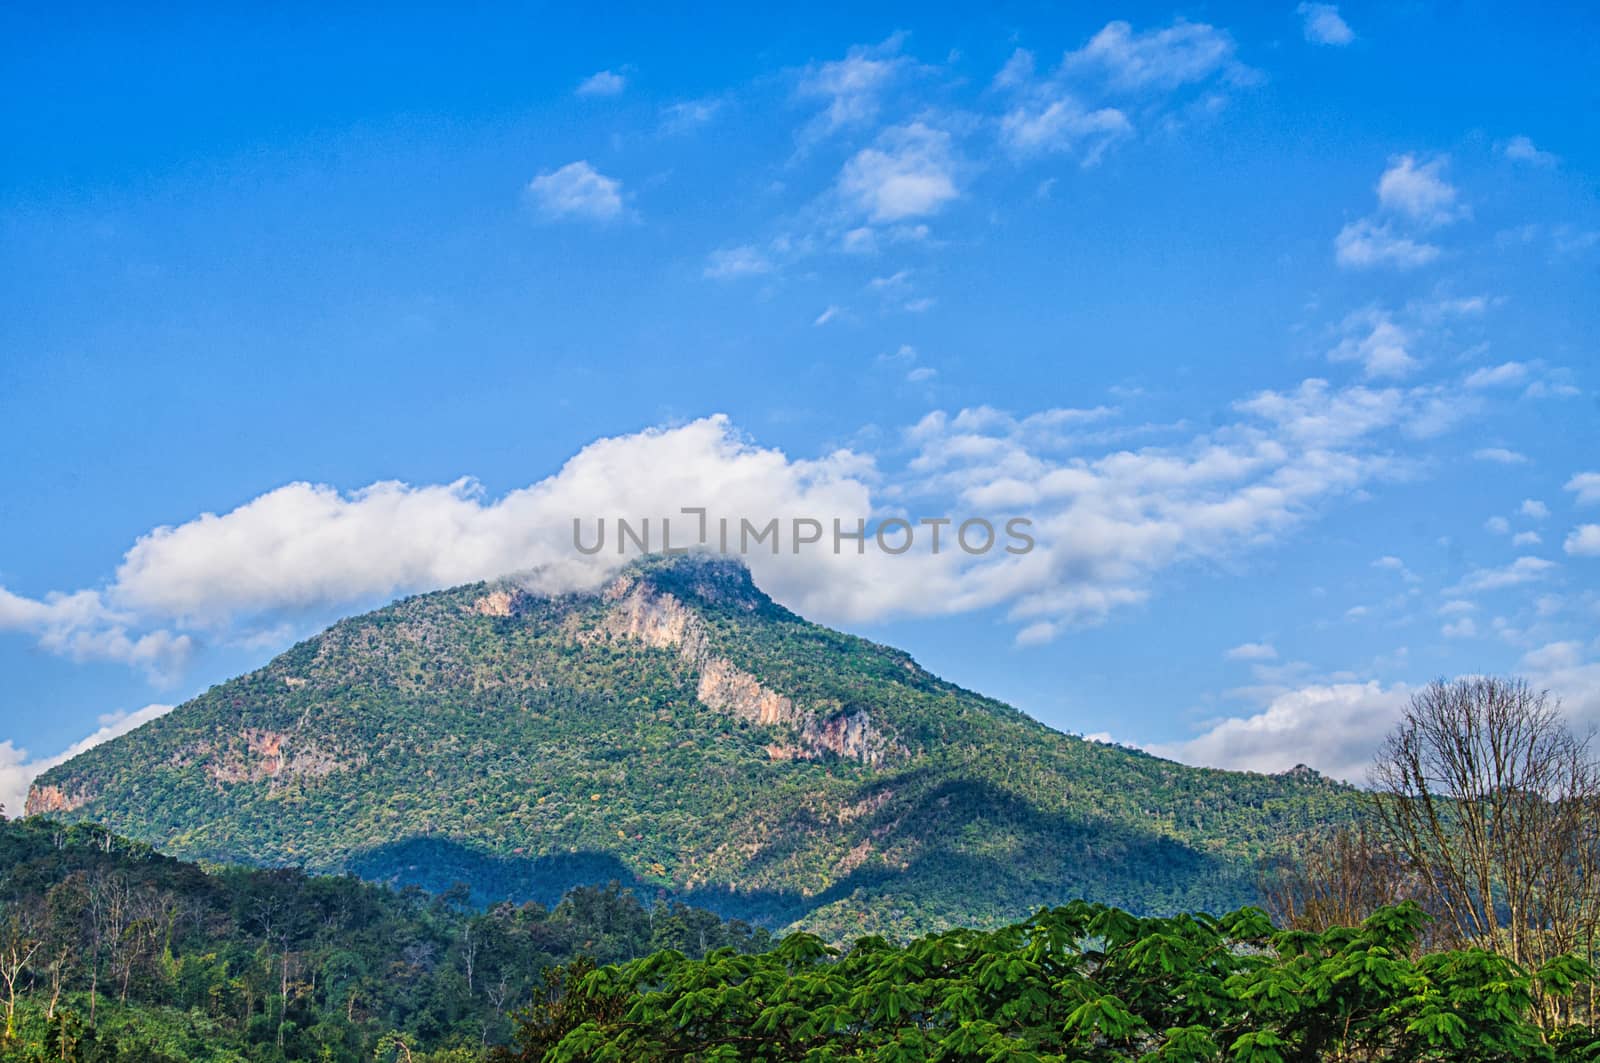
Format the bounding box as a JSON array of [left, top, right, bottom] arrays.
[[606, 552, 771, 611], [26, 550, 1360, 937]]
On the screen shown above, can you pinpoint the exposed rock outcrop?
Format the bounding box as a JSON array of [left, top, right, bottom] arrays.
[[593, 571, 899, 766], [25, 783, 93, 817], [201, 728, 359, 787]]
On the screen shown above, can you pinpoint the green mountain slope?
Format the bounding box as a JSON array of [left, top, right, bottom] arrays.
[[28, 554, 1357, 938]]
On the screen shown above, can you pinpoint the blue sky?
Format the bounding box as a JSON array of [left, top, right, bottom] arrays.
[[2, 2, 1598, 808]]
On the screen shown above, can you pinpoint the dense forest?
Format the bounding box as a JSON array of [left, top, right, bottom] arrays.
[[5, 814, 1598, 1061], [0, 817, 767, 1061]]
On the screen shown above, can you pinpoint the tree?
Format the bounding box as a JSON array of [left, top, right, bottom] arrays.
[[1261, 823, 1422, 934], [0, 904, 44, 1041], [1370, 676, 1600, 1023]]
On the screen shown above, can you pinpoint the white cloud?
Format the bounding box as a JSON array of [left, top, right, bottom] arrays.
[[906, 366, 938, 383], [1334, 155, 1463, 270], [1485, 515, 1511, 535], [527, 161, 623, 221], [868, 269, 912, 293], [1000, 97, 1131, 164], [1448, 555, 1556, 594], [1160, 643, 1600, 782], [1334, 219, 1440, 270], [575, 69, 627, 97], [1297, 3, 1355, 46], [1437, 599, 1476, 616], [1064, 19, 1245, 92], [1328, 310, 1417, 378], [838, 123, 959, 223], [1474, 447, 1527, 465], [1566, 472, 1600, 506], [797, 36, 908, 138], [1518, 642, 1600, 733], [1442, 616, 1478, 638], [0, 704, 173, 817], [0, 586, 192, 679], [1464, 361, 1529, 389], [992, 48, 1035, 90], [1376, 155, 1464, 227], [1372, 555, 1419, 582], [1565, 525, 1600, 557], [813, 305, 842, 326], [1503, 135, 1557, 166], [1150, 681, 1410, 783], [704, 245, 774, 279], [660, 98, 722, 134], [1520, 499, 1550, 520], [0, 373, 1488, 669], [1513, 531, 1543, 547], [1226, 641, 1277, 661]]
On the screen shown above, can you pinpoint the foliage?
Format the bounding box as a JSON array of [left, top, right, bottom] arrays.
[[0, 817, 766, 1062], [504, 901, 1600, 1062]]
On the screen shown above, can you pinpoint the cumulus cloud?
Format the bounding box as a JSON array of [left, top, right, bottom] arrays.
[[1373, 555, 1420, 582], [703, 245, 774, 279], [0, 704, 173, 817], [1334, 220, 1439, 270], [0, 586, 192, 680], [1565, 525, 1600, 557], [838, 123, 959, 223], [1297, 3, 1355, 46], [991, 17, 1252, 169], [1447, 555, 1556, 594], [1521, 642, 1600, 731], [1226, 642, 1277, 661], [1064, 19, 1247, 92], [1464, 361, 1528, 389], [0, 372, 1489, 672], [575, 70, 627, 97], [797, 36, 909, 139], [1150, 681, 1410, 783], [527, 161, 624, 221], [660, 98, 722, 134], [1377, 155, 1464, 227], [992, 48, 1036, 90], [1474, 447, 1527, 465], [1567, 472, 1600, 507], [1503, 135, 1557, 167], [1000, 96, 1131, 164], [1335, 155, 1464, 270], [1328, 310, 1417, 378], [1161, 639, 1600, 782]]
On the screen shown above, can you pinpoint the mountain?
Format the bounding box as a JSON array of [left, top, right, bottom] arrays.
[[27, 554, 1356, 938]]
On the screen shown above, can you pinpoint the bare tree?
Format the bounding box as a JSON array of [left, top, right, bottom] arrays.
[[1370, 677, 1600, 1022], [1261, 823, 1422, 934], [0, 906, 44, 1042]]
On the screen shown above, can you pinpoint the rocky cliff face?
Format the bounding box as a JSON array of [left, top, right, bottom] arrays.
[[593, 570, 901, 765], [25, 783, 93, 817]]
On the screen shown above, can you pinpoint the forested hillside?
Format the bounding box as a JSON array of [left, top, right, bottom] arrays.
[[0, 817, 767, 1061], [29, 554, 1359, 938]]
